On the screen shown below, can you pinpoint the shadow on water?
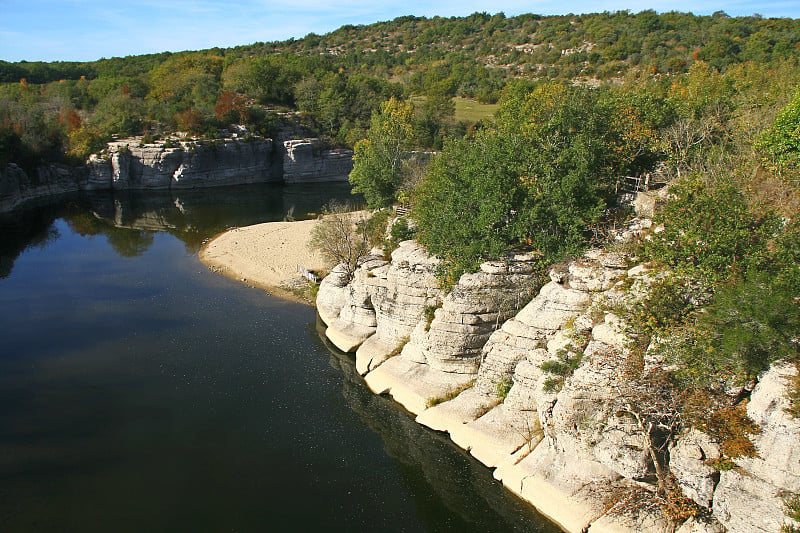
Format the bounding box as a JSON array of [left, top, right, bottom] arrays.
[[308, 317, 561, 533]]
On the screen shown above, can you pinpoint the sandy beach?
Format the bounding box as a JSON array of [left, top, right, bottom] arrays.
[[199, 218, 327, 303]]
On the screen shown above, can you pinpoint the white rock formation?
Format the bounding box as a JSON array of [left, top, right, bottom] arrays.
[[317, 230, 799, 533], [86, 139, 276, 190], [713, 362, 800, 533], [282, 139, 353, 183]]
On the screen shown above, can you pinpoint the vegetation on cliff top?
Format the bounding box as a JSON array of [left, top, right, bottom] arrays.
[[3, 10, 800, 174], [348, 43, 799, 525]]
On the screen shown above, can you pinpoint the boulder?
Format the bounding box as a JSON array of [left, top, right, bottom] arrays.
[[712, 362, 800, 532], [670, 430, 721, 508]]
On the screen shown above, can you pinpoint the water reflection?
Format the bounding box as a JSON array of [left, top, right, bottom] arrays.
[[0, 182, 357, 277], [310, 318, 560, 533], [0, 185, 560, 532]]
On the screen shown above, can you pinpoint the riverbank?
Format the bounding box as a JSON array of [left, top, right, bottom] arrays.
[[199, 218, 326, 304]]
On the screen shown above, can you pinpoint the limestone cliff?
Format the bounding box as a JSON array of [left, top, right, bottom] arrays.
[[85, 139, 278, 190], [1, 135, 353, 213], [0, 163, 84, 212], [282, 139, 353, 183], [317, 225, 800, 533]]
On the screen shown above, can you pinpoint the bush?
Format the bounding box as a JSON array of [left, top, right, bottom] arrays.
[[541, 349, 583, 392], [423, 304, 439, 331], [782, 493, 800, 533], [308, 200, 371, 282], [690, 272, 800, 383], [363, 209, 391, 249], [414, 82, 648, 284], [757, 87, 800, 181], [644, 176, 779, 283], [386, 216, 416, 253], [349, 97, 415, 208], [426, 379, 476, 408], [496, 378, 512, 400]]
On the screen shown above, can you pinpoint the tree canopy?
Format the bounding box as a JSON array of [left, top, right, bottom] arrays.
[[349, 97, 415, 208]]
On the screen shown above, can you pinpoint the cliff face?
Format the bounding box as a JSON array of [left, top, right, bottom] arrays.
[[282, 139, 353, 184], [317, 225, 800, 533], [85, 139, 278, 190], [0, 163, 84, 212], [1, 136, 353, 213]]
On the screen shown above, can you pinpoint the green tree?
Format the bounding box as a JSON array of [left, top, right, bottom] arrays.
[[414, 81, 633, 282], [414, 93, 455, 150], [757, 87, 800, 180], [644, 176, 779, 282], [148, 53, 223, 127], [349, 97, 415, 208], [89, 90, 146, 137]]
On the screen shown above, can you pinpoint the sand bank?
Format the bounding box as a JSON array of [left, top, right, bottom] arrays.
[[199, 218, 326, 304]]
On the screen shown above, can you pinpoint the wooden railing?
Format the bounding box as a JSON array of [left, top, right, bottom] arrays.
[[395, 203, 412, 216]]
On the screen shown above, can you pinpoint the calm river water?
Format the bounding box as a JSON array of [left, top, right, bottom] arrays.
[[0, 184, 558, 533]]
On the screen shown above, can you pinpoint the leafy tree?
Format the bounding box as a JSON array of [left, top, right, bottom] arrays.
[[349, 97, 415, 208], [693, 271, 799, 383], [414, 93, 455, 150], [757, 87, 800, 180], [308, 200, 371, 282], [222, 55, 307, 105], [214, 90, 248, 124], [644, 176, 779, 282], [89, 90, 146, 137], [148, 53, 223, 127], [414, 81, 638, 282]]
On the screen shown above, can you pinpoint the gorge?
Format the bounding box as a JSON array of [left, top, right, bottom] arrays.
[[0, 185, 563, 532]]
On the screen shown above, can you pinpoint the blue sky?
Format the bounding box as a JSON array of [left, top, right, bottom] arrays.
[[1, 0, 798, 62]]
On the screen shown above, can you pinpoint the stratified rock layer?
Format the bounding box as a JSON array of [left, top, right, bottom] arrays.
[[1, 163, 83, 212], [282, 139, 353, 183], [317, 228, 800, 533], [1, 135, 353, 213], [86, 139, 277, 190]]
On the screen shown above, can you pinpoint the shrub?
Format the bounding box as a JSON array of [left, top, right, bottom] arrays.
[[387, 336, 410, 357], [413, 82, 645, 284], [782, 493, 800, 533], [787, 365, 800, 419], [386, 216, 416, 253], [644, 176, 780, 283], [541, 349, 583, 392], [426, 379, 476, 408], [496, 378, 512, 400], [363, 209, 391, 249], [421, 306, 438, 332], [349, 97, 415, 208], [308, 200, 371, 282], [757, 87, 800, 181]]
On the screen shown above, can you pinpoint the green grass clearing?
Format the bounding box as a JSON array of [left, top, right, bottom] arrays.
[[454, 97, 498, 122], [410, 96, 498, 123]]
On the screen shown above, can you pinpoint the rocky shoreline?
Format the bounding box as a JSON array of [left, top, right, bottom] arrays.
[[316, 222, 800, 532]]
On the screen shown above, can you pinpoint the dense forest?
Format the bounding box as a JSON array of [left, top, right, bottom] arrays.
[[3, 10, 800, 170], [2, 9, 800, 526]]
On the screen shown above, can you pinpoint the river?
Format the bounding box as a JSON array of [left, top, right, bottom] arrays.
[[0, 184, 558, 532]]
